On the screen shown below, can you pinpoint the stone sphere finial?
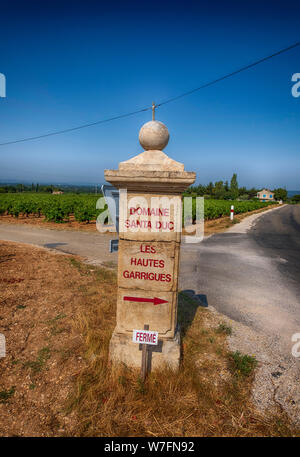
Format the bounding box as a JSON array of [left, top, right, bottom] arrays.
[[139, 120, 169, 151]]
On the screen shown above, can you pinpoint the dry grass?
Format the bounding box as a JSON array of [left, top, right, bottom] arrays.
[[1, 241, 299, 437], [68, 290, 299, 437], [0, 241, 116, 436]]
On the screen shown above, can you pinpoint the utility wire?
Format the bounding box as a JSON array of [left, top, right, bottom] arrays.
[[1, 40, 299, 147], [156, 40, 300, 107], [0, 107, 151, 146]]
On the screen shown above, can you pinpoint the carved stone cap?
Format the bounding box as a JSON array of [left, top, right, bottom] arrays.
[[104, 121, 196, 193], [104, 168, 196, 193], [119, 150, 184, 172]]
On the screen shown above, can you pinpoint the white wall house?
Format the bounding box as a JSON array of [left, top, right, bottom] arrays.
[[257, 189, 274, 202]]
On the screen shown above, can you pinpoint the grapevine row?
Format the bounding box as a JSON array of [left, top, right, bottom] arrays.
[[0, 193, 276, 224]]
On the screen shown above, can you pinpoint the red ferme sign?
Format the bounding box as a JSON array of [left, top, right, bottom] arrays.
[[132, 329, 158, 345]]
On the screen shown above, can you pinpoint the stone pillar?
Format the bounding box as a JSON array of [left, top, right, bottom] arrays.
[[105, 120, 195, 369]]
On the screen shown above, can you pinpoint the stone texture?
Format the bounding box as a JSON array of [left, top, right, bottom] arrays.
[[115, 289, 178, 337], [104, 169, 196, 193], [119, 192, 182, 242], [105, 120, 195, 370], [138, 120, 169, 151], [104, 136, 195, 193], [118, 240, 179, 292], [119, 150, 184, 172], [109, 328, 181, 370]]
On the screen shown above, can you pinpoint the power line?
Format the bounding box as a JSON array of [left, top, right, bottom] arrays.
[[1, 40, 299, 147], [0, 107, 151, 146], [156, 40, 300, 107]]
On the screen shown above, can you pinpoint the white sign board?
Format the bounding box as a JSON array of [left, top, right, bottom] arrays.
[[132, 329, 158, 345]]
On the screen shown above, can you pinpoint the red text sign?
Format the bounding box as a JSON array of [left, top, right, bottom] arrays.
[[132, 329, 158, 345], [121, 243, 173, 284], [124, 296, 168, 305]]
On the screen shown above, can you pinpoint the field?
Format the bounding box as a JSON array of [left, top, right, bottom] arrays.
[[0, 193, 101, 223], [0, 193, 276, 224], [197, 199, 275, 220]]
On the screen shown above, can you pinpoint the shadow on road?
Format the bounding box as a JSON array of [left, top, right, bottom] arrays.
[[181, 290, 208, 307], [178, 290, 209, 338], [44, 242, 68, 249]]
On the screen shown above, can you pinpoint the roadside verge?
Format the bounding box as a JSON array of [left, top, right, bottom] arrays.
[[0, 240, 298, 436]]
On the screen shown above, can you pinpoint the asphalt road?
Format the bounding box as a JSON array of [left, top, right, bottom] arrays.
[[0, 223, 118, 265], [180, 205, 300, 353]]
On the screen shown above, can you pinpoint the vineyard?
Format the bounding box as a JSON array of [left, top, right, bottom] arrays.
[[0, 193, 276, 223], [0, 193, 103, 223], [191, 198, 276, 221]]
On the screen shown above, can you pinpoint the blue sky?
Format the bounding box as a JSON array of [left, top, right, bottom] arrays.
[[0, 0, 299, 189]]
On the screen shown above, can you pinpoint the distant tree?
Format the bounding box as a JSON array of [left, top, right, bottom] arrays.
[[213, 181, 225, 199], [184, 184, 207, 196], [195, 184, 206, 196], [230, 173, 239, 200], [184, 185, 196, 195], [292, 194, 300, 203], [223, 192, 232, 200], [239, 194, 250, 201], [224, 180, 229, 192], [248, 187, 258, 198], [206, 182, 214, 196], [274, 188, 287, 201]]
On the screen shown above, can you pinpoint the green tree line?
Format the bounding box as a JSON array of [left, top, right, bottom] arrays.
[[184, 173, 288, 201], [0, 183, 100, 194]]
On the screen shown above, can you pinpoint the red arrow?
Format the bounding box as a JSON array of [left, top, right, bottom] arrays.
[[124, 296, 168, 306]]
